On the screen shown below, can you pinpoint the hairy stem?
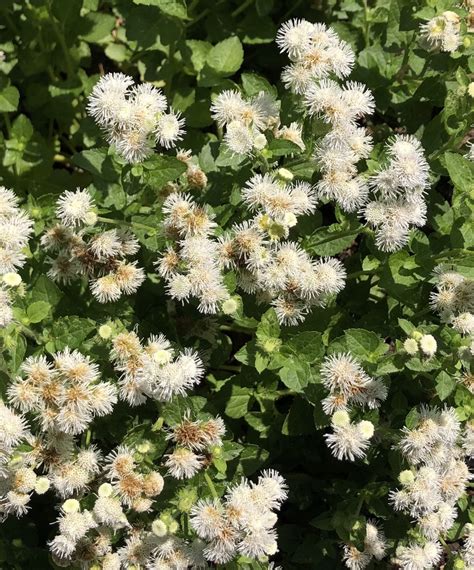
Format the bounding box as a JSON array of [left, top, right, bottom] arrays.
[[204, 471, 219, 499]]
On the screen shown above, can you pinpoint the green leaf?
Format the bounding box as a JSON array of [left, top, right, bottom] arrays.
[[267, 139, 301, 157], [26, 301, 51, 323], [256, 309, 280, 343], [47, 317, 96, 351], [206, 37, 244, 77], [6, 332, 26, 373], [435, 371, 456, 401], [279, 361, 311, 392], [445, 152, 474, 193], [0, 85, 19, 112], [142, 155, 187, 186], [405, 407, 420, 429], [31, 276, 63, 306], [241, 72, 276, 97], [305, 223, 362, 256], [283, 332, 324, 364], [344, 329, 387, 361], [11, 114, 33, 141], [282, 397, 315, 436], [225, 386, 251, 419], [239, 444, 269, 475], [72, 149, 118, 181], [234, 340, 257, 366], [162, 395, 207, 424], [132, 0, 187, 19], [184, 40, 212, 73], [79, 12, 115, 43]]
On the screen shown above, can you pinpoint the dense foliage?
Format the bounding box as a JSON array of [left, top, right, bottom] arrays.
[[0, 0, 473, 568]]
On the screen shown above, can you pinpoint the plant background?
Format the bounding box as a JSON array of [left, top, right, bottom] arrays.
[[0, 0, 473, 568]]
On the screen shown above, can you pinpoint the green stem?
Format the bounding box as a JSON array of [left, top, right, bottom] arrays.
[[439, 536, 452, 556], [362, 0, 370, 46], [186, 8, 210, 27], [188, 0, 200, 11], [354, 492, 365, 517], [411, 306, 432, 319], [204, 471, 218, 500], [254, 393, 265, 412], [2, 9, 20, 36], [346, 269, 376, 280], [275, 389, 297, 399], [97, 216, 156, 233], [38, 31, 56, 82], [166, 299, 181, 346], [231, 0, 254, 17], [85, 429, 92, 446], [3, 113, 11, 137], [215, 364, 242, 372], [19, 324, 40, 344], [281, 0, 304, 21], [47, 5, 74, 79], [182, 512, 189, 536], [165, 42, 176, 98], [309, 227, 365, 248], [256, 152, 271, 173], [219, 324, 254, 334], [434, 248, 474, 261]]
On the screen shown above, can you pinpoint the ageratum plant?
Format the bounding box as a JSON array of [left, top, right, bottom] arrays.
[[0, 0, 473, 569]]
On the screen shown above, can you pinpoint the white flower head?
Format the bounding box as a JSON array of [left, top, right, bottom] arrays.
[[56, 189, 95, 227], [155, 110, 185, 149]]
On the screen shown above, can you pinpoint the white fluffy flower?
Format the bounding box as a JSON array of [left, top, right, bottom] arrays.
[[325, 420, 374, 461], [419, 334, 437, 357], [87, 73, 185, 162], [155, 110, 185, 149], [420, 12, 461, 53], [56, 189, 95, 227], [165, 448, 203, 479]]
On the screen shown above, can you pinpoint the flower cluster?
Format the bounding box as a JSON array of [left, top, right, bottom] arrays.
[[44, 434, 286, 568], [159, 187, 347, 324], [87, 73, 185, 163], [320, 353, 387, 461], [104, 446, 164, 511], [241, 172, 317, 233], [42, 188, 145, 303], [461, 523, 474, 568], [392, 541, 443, 570], [46, 442, 202, 568], [420, 11, 462, 53], [218, 220, 347, 326], [361, 135, 429, 252], [320, 353, 387, 415], [403, 331, 438, 358], [126, 531, 207, 569], [156, 192, 229, 313], [278, 20, 375, 214], [276, 19, 355, 93], [210, 89, 279, 155], [0, 403, 38, 519], [430, 266, 474, 336], [110, 329, 204, 405], [342, 520, 387, 570], [165, 414, 225, 479], [176, 149, 209, 190], [47, 443, 102, 499], [389, 406, 471, 567], [0, 187, 33, 327], [277, 20, 430, 252], [7, 349, 117, 435], [190, 470, 287, 563]]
